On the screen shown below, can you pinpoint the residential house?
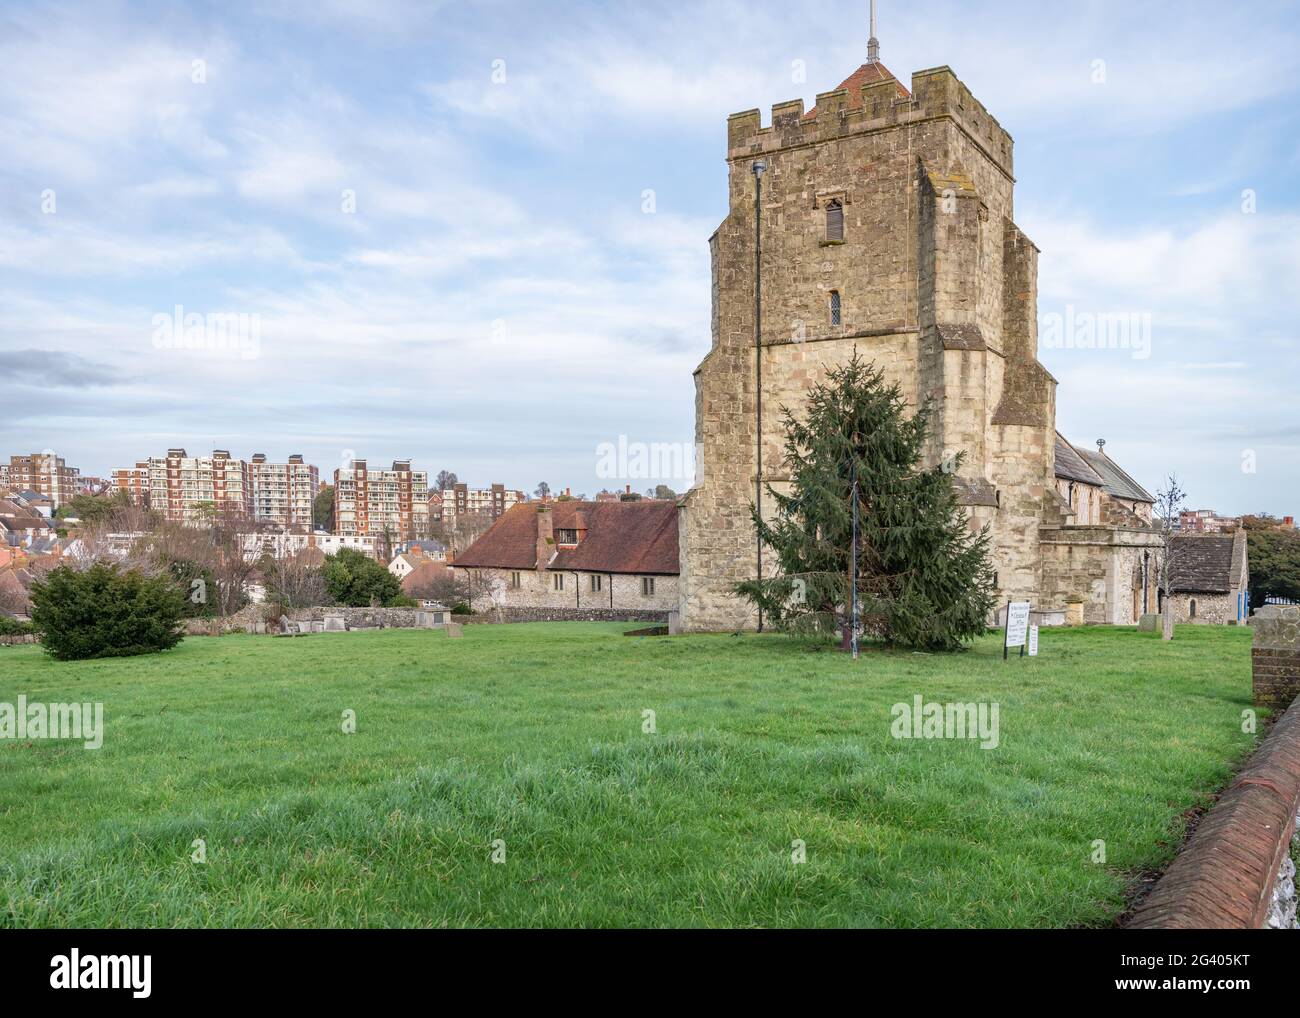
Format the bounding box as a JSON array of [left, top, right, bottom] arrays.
[[398, 538, 447, 561], [0, 496, 57, 542], [452, 500, 678, 613], [388, 552, 422, 580]]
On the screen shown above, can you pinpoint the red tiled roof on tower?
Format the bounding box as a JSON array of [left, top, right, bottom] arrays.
[[803, 60, 910, 120]]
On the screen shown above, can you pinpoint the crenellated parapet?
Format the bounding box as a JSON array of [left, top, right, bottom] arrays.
[[726, 65, 1013, 178]]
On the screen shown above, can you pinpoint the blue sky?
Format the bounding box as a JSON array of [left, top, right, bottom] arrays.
[[2, 0, 1297, 514]]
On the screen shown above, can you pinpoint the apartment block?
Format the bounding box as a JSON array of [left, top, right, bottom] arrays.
[[442, 482, 524, 521], [6, 452, 79, 508], [112, 462, 151, 504], [250, 453, 319, 530], [113, 448, 253, 522], [1179, 509, 1241, 534], [334, 459, 429, 541]]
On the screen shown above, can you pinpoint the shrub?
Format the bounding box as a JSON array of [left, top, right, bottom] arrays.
[[322, 548, 405, 607], [0, 617, 35, 637], [29, 564, 186, 661]]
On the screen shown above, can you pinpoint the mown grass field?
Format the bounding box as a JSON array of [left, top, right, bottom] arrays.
[[0, 622, 1255, 928]]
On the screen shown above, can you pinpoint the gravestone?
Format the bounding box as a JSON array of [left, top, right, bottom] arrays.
[[667, 610, 681, 636], [1138, 613, 1159, 632], [1253, 605, 1300, 709], [310, 621, 325, 633], [324, 615, 347, 632], [446, 622, 464, 639], [278, 615, 292, 634]]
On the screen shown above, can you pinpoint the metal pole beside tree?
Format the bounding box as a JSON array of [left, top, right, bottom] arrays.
[[753, 159, 766, 633]]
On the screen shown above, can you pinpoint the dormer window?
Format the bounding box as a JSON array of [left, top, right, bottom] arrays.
[[829, 290, 841, 327], [826, 199, 844, 241], [555, 528, 579, 544]]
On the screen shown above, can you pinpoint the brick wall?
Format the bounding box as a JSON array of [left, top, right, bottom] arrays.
[[1128, 699, 1300, 928]]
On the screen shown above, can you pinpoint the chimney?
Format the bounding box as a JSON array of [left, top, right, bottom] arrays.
[[535, 505, 554, 571]]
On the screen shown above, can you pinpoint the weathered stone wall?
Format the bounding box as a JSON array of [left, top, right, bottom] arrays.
[[224, 605, 431, 631], [1039, 526, 1161, 624], [1254, 605, 1300, 710], [459, 567, 678, 614], [1165, 592, 1236, 625], [461, 607, 669, 625]]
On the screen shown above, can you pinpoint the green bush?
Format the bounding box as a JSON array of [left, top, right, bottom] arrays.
[[322, 548, 405, 607], [29, 564, 186, 661], [0, 617, 35, 637]]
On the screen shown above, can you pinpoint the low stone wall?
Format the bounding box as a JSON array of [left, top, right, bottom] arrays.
[[214, 605, 434, 633], [1254, 605, 1300, 709], [1128, 700, 1300, 929], [0, 634, 39, 646], [461, 607, 669, 625]]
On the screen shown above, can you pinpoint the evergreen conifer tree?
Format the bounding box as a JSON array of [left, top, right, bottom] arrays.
[[737, 353, 994, 651]]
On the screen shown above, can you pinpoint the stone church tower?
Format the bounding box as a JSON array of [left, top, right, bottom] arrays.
[[678, 44, 1062, 631]]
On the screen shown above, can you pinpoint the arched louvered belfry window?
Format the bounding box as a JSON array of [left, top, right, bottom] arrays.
[[829, 290, 841, 326], [826, 199, 844, 241]]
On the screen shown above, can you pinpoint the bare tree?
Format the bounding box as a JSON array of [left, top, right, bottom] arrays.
[[405, 565, 468, 606], [443, 511, 494, 557], [262, 549, 328, 609], [1153, 475, 1187, 642], [0, 571, 30, 615], [125, 516, 257, 618], [434, 470, 458, 492]]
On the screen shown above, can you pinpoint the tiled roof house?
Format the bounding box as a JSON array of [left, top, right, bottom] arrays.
[[452, 500, 678, 615]]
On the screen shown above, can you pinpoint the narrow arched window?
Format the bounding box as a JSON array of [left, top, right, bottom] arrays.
[[826, 199, 844, 241], [1189, 599, 1197, 618], [829, 290, 841, 326]]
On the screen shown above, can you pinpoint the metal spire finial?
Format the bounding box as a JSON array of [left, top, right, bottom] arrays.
[[867, 0, 881, 63]]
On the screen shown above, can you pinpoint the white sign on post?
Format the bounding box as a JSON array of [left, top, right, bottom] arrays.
[[1004, 601, 1032, 659], [1028, 624, 1039, 657]]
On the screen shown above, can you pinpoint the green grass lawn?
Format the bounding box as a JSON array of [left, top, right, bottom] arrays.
[[0, 622, 1256, 928]]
